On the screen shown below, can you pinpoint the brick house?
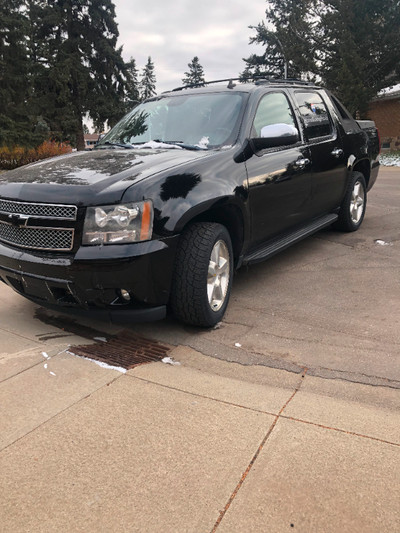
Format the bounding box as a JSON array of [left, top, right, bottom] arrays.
[[84, 133, 101, 150], [368, 85, 400, 152]]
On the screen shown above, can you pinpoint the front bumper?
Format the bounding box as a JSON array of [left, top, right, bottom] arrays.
[[0, 235, 179, 323]]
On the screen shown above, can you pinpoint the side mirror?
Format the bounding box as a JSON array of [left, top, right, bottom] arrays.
[[251, 123, 299, 151]]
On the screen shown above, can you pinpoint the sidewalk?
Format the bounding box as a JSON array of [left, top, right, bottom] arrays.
[[1, 341, 399, 532]]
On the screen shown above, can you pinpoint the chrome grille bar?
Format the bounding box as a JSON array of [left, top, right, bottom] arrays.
[[0, 199, 77, 220], [0, 221, 74, 251]]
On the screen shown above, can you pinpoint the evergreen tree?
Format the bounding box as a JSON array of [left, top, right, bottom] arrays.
[[27, 0, 127, 149], [140, 57, 156, 100], [182, 56, 206, 86], [241, 0, 317, 81], [25, 0, 57, 141], [318, 0, 400, 115], [242, 0, 400, 116], [0, 0, 39, 146], [125, 56, 140, 110]]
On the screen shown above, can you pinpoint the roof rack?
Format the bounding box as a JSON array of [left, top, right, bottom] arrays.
[[171, 78, 241, 92], [170, 77, 319, 92], [254, 78, 317, 87]]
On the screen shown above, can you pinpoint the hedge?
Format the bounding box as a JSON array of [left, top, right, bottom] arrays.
[[0, 140, 72, 170]]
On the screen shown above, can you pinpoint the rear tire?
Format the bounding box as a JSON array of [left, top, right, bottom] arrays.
[[171, 222, 233, 327], [334, 171, 367, 232]]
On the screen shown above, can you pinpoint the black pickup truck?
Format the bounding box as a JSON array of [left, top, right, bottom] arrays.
[[0, 79, 380, 327]]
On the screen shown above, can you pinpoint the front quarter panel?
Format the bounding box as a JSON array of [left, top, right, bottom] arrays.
[[121, 148, 250, 239]]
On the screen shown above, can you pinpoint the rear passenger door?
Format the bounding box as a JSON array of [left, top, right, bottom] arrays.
[[292, 91, 347, 216]]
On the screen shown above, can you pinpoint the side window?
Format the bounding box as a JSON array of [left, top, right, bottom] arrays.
[[294, 92, 333, 139], [253, 92, 297, 137]]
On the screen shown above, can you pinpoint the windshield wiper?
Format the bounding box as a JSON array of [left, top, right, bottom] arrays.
[[96, 141, 134, 149], [153, 140, 206, 151], [97, 139, 207, 151]]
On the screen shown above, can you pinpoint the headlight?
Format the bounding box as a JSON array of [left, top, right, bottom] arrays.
[[83, 200, 153, 245]]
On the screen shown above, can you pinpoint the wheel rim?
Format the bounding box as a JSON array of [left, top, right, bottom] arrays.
[[207, 240, 230, 312], [350, 180, 365, 224]]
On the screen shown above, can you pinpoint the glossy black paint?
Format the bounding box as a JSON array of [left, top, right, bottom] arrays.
[[0, 149, 213, 206], [0, 81, 380, 321], [0, 235, 179, 316]]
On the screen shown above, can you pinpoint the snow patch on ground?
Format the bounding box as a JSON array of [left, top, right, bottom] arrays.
[[161, 356, 181, 366], [379, 153, 400, 167], [67, 351, 127, 373], [375, 240, 393, 246]]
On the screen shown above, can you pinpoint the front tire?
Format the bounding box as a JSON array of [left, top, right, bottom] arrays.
[[171, 222, 233, 327], [334, 171, 367, 232]]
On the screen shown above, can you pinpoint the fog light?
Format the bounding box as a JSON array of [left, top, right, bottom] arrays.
[[119, 289, 131, 302]]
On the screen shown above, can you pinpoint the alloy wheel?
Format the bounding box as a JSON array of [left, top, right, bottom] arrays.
[[207, 240, 230, 312], [350, 180, 365, 224]]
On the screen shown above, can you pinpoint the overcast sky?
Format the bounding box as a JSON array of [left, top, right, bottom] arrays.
[[113, 0, 268, 93]]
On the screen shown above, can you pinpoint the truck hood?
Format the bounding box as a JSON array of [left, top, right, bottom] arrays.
[[0, 148, 213, 205]]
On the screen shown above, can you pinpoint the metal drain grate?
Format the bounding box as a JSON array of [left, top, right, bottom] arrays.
[[70, 332, 171, 369]]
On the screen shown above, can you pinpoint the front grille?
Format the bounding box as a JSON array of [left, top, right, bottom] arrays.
[[0, 199, 77, 220], [0, 221, 74, 251], [0, 199, 77, 251]]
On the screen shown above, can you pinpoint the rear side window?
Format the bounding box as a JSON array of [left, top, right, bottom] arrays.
[[294, 92, 332, 139], [253, 92, 297, 137]]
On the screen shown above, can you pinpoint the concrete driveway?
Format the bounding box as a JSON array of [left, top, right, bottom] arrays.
[[0, 166, 399, 532], [135, 165, 399, 385], [82, 164, 398, 386]]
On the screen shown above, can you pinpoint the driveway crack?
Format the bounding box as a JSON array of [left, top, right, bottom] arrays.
[[210, 369, 307, 532]]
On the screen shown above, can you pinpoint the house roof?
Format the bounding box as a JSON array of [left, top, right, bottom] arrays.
[[375, 84, 400, 101]]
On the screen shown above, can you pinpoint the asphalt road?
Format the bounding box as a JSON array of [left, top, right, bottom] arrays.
[[1, 166, 399, 387]]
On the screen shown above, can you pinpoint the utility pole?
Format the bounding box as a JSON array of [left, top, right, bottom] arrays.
[[274, 36, 288, 78]]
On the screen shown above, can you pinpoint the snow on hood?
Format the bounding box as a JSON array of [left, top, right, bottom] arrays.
[[132, 141, 183, 150]]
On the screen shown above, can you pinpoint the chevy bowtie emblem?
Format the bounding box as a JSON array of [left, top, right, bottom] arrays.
[[8, 214, 30, 227]]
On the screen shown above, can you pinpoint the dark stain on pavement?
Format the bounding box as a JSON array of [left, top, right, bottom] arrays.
[[34, 307, 115, 341]]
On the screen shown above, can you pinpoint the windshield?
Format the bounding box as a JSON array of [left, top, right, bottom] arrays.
[[97, 92, 246, 150]]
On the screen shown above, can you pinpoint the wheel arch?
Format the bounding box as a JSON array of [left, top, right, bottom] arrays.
[[175, 200, 246, 268], [349, 158, 371, 188]]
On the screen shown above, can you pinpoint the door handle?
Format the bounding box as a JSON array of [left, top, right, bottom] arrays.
[[294, 158, 310, 169], [331, 148, 344, 158]]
